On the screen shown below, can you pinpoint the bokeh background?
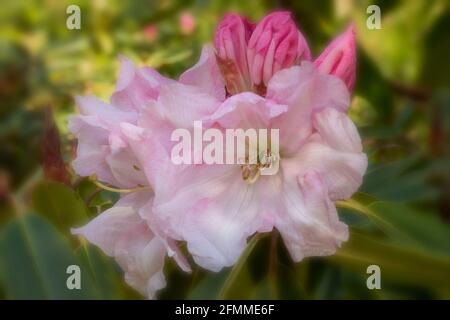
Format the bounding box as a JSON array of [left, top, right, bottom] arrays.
[[1, 0, 449, 299]]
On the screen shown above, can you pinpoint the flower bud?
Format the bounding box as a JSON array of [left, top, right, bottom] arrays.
[[314, 25, 356, 91], [214, 13, 255, 95], [180, 11, 196, 35], [247, 11, 311, 92]]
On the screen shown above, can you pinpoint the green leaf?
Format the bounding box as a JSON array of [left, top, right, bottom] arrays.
[[0, 213, 96, 299], [74, 243, 124, 299], [338, 197, 406, 239], [188, 270, 229, 299], [339, 196, 450, 256], [330, 231, 450, 290], [369, 202, 450, 256], [420, 11, 450, 87], [361, 156, 439, 202], [31, 180, 88, 232], [218, 234, 264, 299], [354, 0, 446, 83]]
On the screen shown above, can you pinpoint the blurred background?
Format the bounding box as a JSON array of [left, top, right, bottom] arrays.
[[0, 0, 449, 299]]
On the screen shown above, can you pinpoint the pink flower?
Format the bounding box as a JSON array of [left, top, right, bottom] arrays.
[[70, 11, 366, 298], [128, 57, 366, 271], [314, 25, 357, 91], [143, 24, 158, 42], [179, 11, 196, 35]]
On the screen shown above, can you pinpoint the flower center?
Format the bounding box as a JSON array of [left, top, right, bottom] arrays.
[[240, 149, 279, 184]]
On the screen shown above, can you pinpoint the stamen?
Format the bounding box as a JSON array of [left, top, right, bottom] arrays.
[[241, 164, 260, 184], [90, 175, 149, 193], [240, 150, 277, 184]]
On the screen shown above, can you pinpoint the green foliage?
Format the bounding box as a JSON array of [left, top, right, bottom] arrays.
[[0, 213, 94, 299], [31, 180, 88, 232]]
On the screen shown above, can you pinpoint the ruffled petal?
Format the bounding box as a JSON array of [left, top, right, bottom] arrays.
[[154, 82, 221, 128], [276, 170, 348, 261], [111, 56, 174, 111], [68, 95, 148, 188], [105, 141, 148, 188], [138, 198, 192, 273], [151, 164, 273, 271], [69, 116, 116, 185], [313, 107, 362, 153], [71, 192, 167, 299], [209, 92, 287, 129], [179, 45, 226, 101], [267, 62, 350, 155], [119, 120, 174, 191], [74, 95, 137, 126], [283, 109, 367, 201]]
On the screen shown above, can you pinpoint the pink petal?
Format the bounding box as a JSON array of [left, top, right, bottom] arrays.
[[151, 163, 274, 271], [72, 192, 167, 299], [138, 198, 192, 273], [282, 137, 367, 201], [267, 62, 350, 155], [75, 95, 137, 125], [247, 11, 311, 87], [214, 14, 254, 94], [313, 108, 362, 153], [209, 91, 287, 129], [314, 25, 356, 91], [105, 143, 148, 188], [179, 45, 226, 101], [276, 170, 348, 262], [119, 120, 175, 193], [111, 56, 174, 111], [154, 82, 221, 128], [68, 96, 146, 188]]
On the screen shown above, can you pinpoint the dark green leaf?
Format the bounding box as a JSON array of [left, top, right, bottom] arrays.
[[31, 180, 88, 232], [0, 213, 96, 299]]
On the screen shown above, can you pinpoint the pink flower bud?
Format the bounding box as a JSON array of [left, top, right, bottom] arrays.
[[180, 11, 196, 35], [314, 25, 356, 91], [247, 11, 311, 91], [214, 13, 255, 95], [143, 24, 158, 42]]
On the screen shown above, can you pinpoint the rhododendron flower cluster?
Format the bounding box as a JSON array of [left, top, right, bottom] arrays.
[[70, 11, 366, 299]]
